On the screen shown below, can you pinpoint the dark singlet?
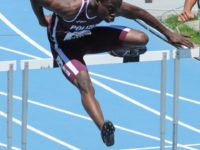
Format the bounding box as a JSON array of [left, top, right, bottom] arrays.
[[48, 0, 130, 81], [47, 0, 103, 81], [49, 0, 102, 47]]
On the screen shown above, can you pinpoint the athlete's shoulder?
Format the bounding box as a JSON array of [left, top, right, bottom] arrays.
[[46, 0, 83, 19]]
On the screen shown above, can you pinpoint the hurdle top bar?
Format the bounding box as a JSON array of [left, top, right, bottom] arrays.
[[0, 60, 17, 71], [172, 47, 200, 59], [20, 48, 200, 70]]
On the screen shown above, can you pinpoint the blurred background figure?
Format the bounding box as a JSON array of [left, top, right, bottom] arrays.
[[178, 0, 199, 22]]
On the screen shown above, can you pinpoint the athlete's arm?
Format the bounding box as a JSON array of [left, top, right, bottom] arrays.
[[118, 3, 172, 38], [30, 0, 48, 26], [118, 2, 194, 48]]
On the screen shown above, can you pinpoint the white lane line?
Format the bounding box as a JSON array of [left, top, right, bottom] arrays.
[[89, 72, 200, 105], [0, 143, 21, 150], [90, 78, 200, 135], [0, 12, 52, 57], [115, 125, 196, 150], [0, 46, 42, 59], [0, 111, 80, 150], [120, 142, 200, 150], [0, 91, 196, 150]]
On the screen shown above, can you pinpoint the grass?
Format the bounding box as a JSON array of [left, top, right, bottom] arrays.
[[162, 15, 200, 46]]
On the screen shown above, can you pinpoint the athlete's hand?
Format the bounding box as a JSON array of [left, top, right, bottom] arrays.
[[178, 10, 195, 22], [166, 31, 194, 48]]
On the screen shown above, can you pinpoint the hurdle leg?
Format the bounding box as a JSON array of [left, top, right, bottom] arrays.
[[160, 52, 167, 150], [172, 50, 180, 150], [21, 62, 29, 150], [7, 64, 14, 150]]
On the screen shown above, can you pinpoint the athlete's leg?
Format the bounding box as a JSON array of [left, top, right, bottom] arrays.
[[72, 65, 115, 146], [73, 70, 104, 130], [54, 53, 105, 129], [115, 28, 149, 62], [110, 27, 148, 57], [55, 54, 114, 146], [121, 28, 149, 47], [77, 26, 149, 56]]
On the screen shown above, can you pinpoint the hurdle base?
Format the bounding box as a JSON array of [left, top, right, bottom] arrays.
[[123, 56, 140, 63]]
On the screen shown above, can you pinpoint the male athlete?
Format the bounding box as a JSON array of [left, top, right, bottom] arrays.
[[30, 0, 194, 146]]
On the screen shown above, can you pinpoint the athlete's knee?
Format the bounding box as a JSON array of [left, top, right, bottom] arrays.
[[80, 81, 95, 95], [125, 30, 149, 45], [137, 32, 149, 45], [76, 71, 95, 95]]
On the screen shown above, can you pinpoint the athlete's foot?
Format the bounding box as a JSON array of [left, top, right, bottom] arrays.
[[101, 121, 115, 146]]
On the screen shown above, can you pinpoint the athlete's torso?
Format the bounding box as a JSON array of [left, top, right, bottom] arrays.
[[50, 0, 102, 42]]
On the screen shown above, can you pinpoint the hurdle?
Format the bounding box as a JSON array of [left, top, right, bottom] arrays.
[[0, 60, 16, 150], [19, 50, 169, 150], [19, 47, 200, 150], [160, 52, 167, 150], [134, 19, 200, 149], [21, 62, 29, 150]]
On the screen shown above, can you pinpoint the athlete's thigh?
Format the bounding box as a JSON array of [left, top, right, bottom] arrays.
[[85, 26, 129, 53], [122, 28, 149, 46], [52, 48, 88, 85], [87, 26, 148, 53], [55, 53, 92, 92]]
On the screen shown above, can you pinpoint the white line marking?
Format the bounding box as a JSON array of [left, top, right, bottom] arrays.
[[0, 46, 42, 59], [0, 91, 197, 150], [0, 143, 21, 150], [115, 126, 196, 150], [121, 145, 172, 150], [121, 142, 200, 150], [186, 143, 200, 147], [0, 12, 52, 57], [0, 111, 80, 150], [90, 78, 200, 135], [89, 72, 200, 105]]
